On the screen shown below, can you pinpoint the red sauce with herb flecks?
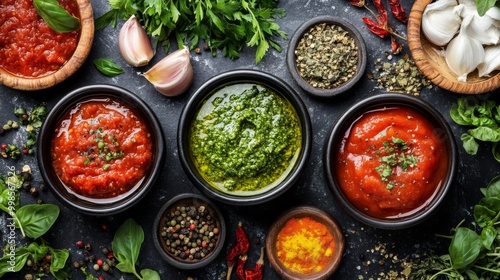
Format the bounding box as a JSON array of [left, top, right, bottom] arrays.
[[0, 0, 80, 78], [51, 99, 153, 199], [335, 107, 449, 219]]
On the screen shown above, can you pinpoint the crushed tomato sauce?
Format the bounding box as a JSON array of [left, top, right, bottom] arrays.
[[335, 107, 449, 219], [51, 99, 153, 199], [0, 0, 80, 78]]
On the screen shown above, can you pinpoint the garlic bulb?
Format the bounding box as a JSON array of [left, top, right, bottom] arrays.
[[119, 15, 154, 67], [422, 0, 461, 46], [455, 3, 500, 45], [477, 45, 500, 77], [445, 15, 485, 82], [141, 46, 193, 97]]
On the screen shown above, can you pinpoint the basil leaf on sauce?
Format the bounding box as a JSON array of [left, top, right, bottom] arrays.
[[93, 58, 125, 77], [33, 0, 80, 33]]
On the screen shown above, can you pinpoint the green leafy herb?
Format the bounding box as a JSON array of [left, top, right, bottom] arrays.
[[15, 204, 60, 239], [112, 218, 160, 280], [375, 137, 418, 190], [93, 58, 125, 77], [408, 175, 500, 279], [32, 0, 80, 33], [450, 97, 500, 163], [96, 0, 287, 64], [474, 0, 500, 16]]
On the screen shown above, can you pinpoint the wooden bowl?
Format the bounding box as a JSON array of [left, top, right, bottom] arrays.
[[0, 0, 94, 91], [408, 0, 500, 94], [265, 206, 344, 280]]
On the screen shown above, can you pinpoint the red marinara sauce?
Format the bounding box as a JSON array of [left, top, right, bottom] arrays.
[[0, 0, 80, 78], [335, 107, 449, 219], [51, 99, 153, 199]]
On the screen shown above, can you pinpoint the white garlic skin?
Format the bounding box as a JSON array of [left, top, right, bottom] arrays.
[[477, 45, 500, 77], [119, 15, 154, 67], [422, 0, 461, 46], [445, 15, 485, 82], [455, 3, 500, 45], [141, 46, 193, 97]]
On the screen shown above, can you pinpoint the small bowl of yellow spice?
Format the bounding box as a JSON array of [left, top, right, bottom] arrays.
[[266, 206, 344, 280]]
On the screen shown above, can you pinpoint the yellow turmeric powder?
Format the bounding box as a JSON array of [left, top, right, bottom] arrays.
[[276, 217, 335, 274]]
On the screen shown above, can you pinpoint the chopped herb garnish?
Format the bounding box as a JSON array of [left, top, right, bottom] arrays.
[[375, 137, 418, 190]]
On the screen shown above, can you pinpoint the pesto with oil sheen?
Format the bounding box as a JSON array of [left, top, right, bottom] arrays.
[[190, 84, 302, 194]]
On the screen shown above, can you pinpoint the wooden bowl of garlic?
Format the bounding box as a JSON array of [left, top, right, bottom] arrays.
[[408, 0, 500, 94]]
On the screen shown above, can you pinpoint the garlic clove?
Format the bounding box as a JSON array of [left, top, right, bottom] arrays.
[[119, 15, 154, 67], [445, 15, 485, 82], [477, 45, 500, 77], [455, 4, 500, 45], [422, 0, 461, 46], [141, 46, 193, 97]]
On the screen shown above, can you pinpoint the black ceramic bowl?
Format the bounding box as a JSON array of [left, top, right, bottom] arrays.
[[37, 84, 165, 216], [287, 16, 367, 98], [324, 94, 457, 229], [178, 69, 312, 205], [153, 193, 226, 269]]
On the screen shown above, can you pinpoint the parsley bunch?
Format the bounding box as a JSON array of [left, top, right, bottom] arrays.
[[96, 0, 287, 64]]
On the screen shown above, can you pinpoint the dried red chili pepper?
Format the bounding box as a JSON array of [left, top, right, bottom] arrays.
[[388, 0, 407, 23], [236, 254, 248, 280], [226, 222, 250, 280], [349, 0, 365, 7], [372, 0, 389, 25], [391, 36, 403, 54], [362, 17, 390, 38], [245, 247, 265, 280]]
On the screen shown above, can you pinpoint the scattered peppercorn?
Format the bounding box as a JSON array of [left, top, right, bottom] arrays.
[[76, 240, 84, 248]]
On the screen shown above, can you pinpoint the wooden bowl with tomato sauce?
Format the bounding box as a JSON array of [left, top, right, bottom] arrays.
[[0, 0, 94, 91], [266, 206, 345, 280], [37, 84, 165, 216], [324, 93, 458, 230]]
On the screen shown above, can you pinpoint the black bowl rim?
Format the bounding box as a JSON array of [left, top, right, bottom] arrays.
[[37, 84, 166, 216], [287, 15, 368, 98], [323, 93, 458, 229], [178, 69, 312, 206], [152, 193, 226, 269], [265, 206, 345, 279]]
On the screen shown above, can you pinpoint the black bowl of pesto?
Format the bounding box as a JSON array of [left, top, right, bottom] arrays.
[[178, 69, 312, 205]]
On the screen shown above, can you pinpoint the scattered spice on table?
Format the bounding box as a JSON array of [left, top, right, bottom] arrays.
[[226, 222, 250, 280], [276, 217, 335, 274], [369, 54, 432, 96], [295, 22, 359, 89]]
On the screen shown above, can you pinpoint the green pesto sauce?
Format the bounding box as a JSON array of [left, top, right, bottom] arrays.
[[190, 84, 302, 195]]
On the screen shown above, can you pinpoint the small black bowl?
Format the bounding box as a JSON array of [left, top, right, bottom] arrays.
[[324, 93, 458, 229], [287, 16, 367, 98], [178, 69, 312, 205], [152, 193, 226, 269], [37, 84, 165, 216]]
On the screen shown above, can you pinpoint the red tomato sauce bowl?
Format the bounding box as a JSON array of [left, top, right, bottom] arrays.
[[37, 85, 165, 215], [324, 93, 457, 229]]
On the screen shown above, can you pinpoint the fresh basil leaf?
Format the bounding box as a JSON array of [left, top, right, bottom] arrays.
[[449, 227, 482, 270], [468, 126, 500, 142], [140, 269, 161, 280], [33, 0, 80, 33], [28, 242, 49, 262], [492, 142, 500, 164], [50, 248, 70, 279], [474, 204, 497, 227], [480, 226, 496, 250], [0, 247, 30, 277], [93, 58, 124, 77], [112, 218, 144, 274], [485, 174, 500, 198], [16, 204, 60, 239], [460, 133, 479, 155], [95, 9, 119, 30], [475, 0, 497, 16]]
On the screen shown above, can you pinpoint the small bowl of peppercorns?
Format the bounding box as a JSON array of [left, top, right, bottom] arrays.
[[287, 15, 367, 98], [153, 193, 226, 269]]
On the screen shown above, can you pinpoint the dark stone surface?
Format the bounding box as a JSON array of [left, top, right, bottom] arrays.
[[1, 0, 498, 279]]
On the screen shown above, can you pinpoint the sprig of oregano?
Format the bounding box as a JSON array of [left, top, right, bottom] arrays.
[[95, 0, 287, 64], [32, 0, 80, 33]]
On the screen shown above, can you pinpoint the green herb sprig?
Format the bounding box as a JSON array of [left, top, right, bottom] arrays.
[[93, 58, 125, 77], [96, 0, 287, 64], [450, 97, 500, 163], [408, 175, 500, 279], [32, 0, 80, 33], [112, 218, 160, 280]]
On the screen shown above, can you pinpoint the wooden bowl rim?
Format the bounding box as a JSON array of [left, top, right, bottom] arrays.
[[408, 0, 500, 94], [0, 0, 94, 91], [265, 206, 345, 280]]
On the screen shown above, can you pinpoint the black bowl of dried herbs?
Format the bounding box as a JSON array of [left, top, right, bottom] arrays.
[[287, 15, 367, 98]]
